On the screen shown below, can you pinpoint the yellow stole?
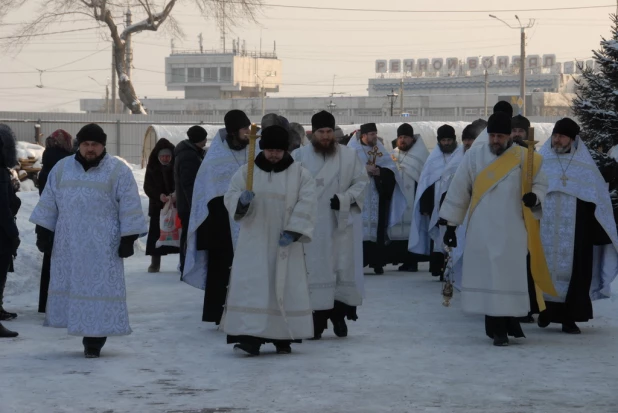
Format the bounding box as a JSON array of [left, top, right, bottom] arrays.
[[468, 146, 557, 311]]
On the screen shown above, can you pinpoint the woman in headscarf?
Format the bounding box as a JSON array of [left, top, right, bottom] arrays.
[[36, 129, 74, 313], [144, 138, 179, 272]]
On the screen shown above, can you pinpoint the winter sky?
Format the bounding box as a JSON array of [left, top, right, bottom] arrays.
[[0, 0, 615, 112]]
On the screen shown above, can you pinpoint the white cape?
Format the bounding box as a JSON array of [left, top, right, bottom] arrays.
[[347, 136, 407, 242], [388, 136, 430, 241], [291, 144, 369, 309], [539, 137, 618, 301], [29, 154, 147, 336], [182, 129, 257, 290], [408, 145, 464, 255], [222, 163, 316, 340]]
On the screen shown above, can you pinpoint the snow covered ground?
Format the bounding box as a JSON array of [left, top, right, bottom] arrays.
[[2, 164, 617, 413]]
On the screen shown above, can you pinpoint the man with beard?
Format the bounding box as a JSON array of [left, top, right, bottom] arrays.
[[462, 119, 487, 152], [31, 123, 147, 357], [538, 118, 618, 334], [387, 123, 429, 272], [511, 115, 531, 148], [409, 125, 464, 277], [182, 110, 252, 325], [291, 111, 368, 340], [439, 113, 555, 346], [348, 123, 406, 275]]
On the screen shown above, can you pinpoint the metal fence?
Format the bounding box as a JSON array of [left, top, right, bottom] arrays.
[[0, 111, 567, 165]]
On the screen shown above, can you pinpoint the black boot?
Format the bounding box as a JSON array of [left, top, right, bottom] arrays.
[[234, 338, 261, 356], [311, 310, 328, 340], [148, 255, 161, 273], [83, 337, 107, 358], [517, 313, 535, 323], [332, 318, 348, 338], [493, 334, 509, 346], [0, 322, 18, 338], [275, 342, 292, 354], [537, 311, 550, 328], [562, 321, 581, 334], [0, 308, 17, 321], [373, 266, 384, 275]]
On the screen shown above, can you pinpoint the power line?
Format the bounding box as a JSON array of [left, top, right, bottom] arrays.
[[0, 27, 100, 40], [230, 2, 615, 13], [45, 46, 111, 71], [0, 68, 109, 74]]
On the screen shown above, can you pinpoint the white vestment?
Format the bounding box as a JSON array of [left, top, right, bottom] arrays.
[[539, 138, 618, 301], [291, 144, 369, 310], [29, 154, 147, 336], [182, 129, 256, 290], [347, 137, 407, 242], [439, 143, 548, 316], [222, 163, 317, 340], [408, 145, 464, 255], [388, 137, 430, 241]]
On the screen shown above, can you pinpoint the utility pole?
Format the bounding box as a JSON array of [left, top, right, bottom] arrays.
[[111, 43, 117, 114], [199, 33, 204, 53], [520, 25, 526, 116], [484, 70, 488, 117], [105, 84, 110, 114], [399, 78, 404, 115], [489, 14, 534, 117], [125, 8, 133, 114]]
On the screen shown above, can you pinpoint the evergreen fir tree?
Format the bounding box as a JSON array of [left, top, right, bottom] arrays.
[[573, 14, 618, 153]]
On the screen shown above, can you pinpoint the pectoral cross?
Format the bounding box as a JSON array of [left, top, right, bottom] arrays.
[[560, 174, 568, 187], [367, 146, 383, 166]]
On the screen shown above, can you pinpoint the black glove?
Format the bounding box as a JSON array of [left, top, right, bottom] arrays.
[[522, 192, 538, 208], [443, 225, 457, 248], [11, 236, 20, 257], [36, 228, 54, 254], [330, 195, 340, 211], [118, 236, 137, 258]]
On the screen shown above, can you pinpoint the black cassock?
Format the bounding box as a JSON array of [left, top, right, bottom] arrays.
[[362, 167, 397, 269], [542, 199, 611, 324], [418, 183, 447, 276], [196, 196, 234, 325]]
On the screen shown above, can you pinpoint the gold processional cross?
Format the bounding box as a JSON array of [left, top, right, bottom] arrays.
[[524, 127, 539, 193], [367, 146, 383, 166]]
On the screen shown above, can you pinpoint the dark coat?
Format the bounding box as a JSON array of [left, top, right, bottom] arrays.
[[38, 146, 73, 195], [174, 139, 205, 221], [0, 167, 20, 256], [144, 138, 176, 217]]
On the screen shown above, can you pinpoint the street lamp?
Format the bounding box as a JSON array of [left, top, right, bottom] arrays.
[[387, 89, 398, 117], [489, 14, 535, 116], [256, 71, 275, 117], [327, 100, 337, 113]]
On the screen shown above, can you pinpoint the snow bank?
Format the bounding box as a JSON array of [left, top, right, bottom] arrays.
[[6, 158, 149, 297], [16, 141, 44, 167]]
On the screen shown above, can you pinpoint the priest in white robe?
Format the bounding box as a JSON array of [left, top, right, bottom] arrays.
[[408, 125, 464, 277], [291, 111, 369, 340], [386, 123, 429, 272], [348, 123, 407, 275], [439, 113, 556, 346], [223, 126, 317, 356], [30, 124, 147, 358], [538, 118, 618, 334], [182, 110, 253, 325]]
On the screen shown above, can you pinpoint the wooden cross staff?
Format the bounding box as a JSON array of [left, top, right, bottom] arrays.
[[524, 127, 538, 194], [367, 146, 383, 166], [246, 123, 259, 191]]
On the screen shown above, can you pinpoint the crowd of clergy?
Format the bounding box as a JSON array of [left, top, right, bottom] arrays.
[[1, 98, 617, 356]]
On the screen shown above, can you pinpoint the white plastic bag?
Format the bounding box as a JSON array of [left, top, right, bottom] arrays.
[[156, 200, 180, 248]]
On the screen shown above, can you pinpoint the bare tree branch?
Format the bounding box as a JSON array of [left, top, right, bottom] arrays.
[[1, 0, 263, 114]]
